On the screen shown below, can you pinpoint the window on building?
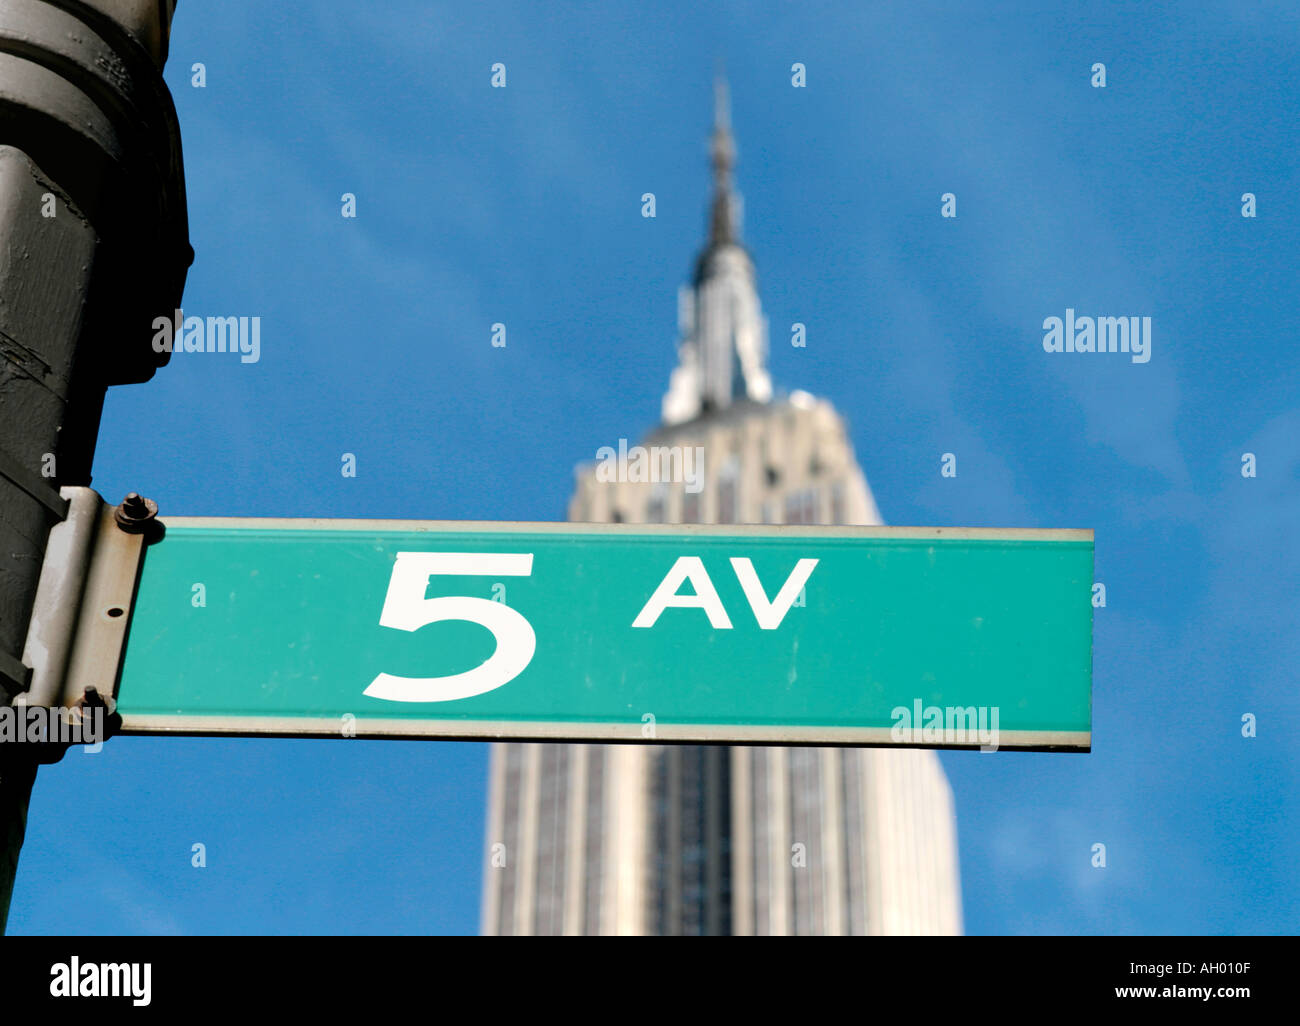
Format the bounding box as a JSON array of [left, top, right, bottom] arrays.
[[647, 483, 667, 524], [682, 487, 701, 524], [830, 481, 845, 525], [717, 458, 739, 525], [584, 747, 605, 935], [784, 488, 817, 525]]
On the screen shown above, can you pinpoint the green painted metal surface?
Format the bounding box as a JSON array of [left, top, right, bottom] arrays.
[[114, 520, 1093, 749]]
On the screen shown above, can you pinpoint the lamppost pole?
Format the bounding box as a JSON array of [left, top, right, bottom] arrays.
[[0, 0, 191, 932]]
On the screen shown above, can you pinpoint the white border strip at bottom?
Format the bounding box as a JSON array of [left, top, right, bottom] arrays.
[[120, 714, 1090, 751]]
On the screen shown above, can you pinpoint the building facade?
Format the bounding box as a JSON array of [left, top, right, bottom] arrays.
[[483, 83, 962, 935]]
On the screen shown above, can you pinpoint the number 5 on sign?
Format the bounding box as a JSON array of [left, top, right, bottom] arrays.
[[363, 552, 536, 703]]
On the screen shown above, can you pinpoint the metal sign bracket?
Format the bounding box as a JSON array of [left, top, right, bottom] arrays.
[[16, 488, 152, 742]]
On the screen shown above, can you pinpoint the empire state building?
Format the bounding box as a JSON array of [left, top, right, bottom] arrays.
[[482, 82, 962, 935]]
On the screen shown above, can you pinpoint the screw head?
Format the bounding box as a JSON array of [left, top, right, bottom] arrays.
[[115, 493, 158, 533]]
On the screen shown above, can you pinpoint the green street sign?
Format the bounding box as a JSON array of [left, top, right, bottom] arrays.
[[113, 519, 1093, 750]]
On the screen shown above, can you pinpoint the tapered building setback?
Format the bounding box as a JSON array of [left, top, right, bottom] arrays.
[[483, 82, 962, 935]]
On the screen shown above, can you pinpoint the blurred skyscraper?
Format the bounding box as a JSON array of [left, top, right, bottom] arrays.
[[483, 82, 962, 935]]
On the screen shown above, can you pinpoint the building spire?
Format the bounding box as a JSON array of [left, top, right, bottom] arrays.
[[707, 75, 738, 246], [661, 77, 773, 425]]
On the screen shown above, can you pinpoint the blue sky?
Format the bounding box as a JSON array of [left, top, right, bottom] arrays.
[[9, 0, 1299, 934]]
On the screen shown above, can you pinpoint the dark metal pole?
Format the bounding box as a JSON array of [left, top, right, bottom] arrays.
[[0, 0, 191, 932]]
